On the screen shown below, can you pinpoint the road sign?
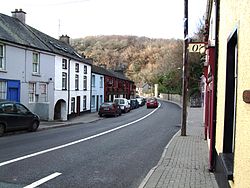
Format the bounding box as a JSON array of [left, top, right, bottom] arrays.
[[188, 43, 206, 54]]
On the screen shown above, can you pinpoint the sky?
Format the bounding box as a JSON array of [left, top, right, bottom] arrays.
[[0, 0, 207, 40]]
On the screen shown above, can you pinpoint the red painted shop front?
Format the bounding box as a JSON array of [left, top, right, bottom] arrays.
[[204, 46, 216, 170]]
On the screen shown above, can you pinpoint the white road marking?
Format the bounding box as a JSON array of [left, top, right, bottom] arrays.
[[23, 172, 62, 188], [0, 104, 161, 167]]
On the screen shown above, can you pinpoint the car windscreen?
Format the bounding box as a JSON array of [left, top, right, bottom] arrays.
[[101, 103, 113, 107]]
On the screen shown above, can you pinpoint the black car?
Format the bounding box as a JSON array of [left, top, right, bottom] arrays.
[[130, 99, 139, 109], [0, 100, 40, 136]]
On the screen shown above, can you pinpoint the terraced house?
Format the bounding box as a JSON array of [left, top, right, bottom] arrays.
[[91, 65, 136, 112], [0, 9, 92, 121], [204, 1, 250, 187]]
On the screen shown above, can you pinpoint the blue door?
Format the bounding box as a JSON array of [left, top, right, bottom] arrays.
[[8, 88, 19, 102], [7, 80, 20, 102]]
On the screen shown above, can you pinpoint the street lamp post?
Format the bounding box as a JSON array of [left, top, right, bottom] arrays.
[[181, 0, 188, 136]]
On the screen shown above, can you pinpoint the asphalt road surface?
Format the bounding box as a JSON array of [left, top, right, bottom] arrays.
[[0, 100, 181, 188]]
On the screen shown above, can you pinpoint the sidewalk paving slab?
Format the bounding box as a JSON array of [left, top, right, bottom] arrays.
[[139, 107, 219, 188], [38, 112, 102, 131]]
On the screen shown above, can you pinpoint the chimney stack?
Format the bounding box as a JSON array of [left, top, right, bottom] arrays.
[[59, 35, 70, 44], [12, 9, 26, 23]]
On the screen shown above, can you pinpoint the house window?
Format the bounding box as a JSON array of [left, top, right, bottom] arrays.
[[83, 95, 86, 110], [0, 45, 5, 70], [91, 95, 95, 108], [75, 74, 79, 90], [32, 52, 40, 73], [71, 97, 75, 113], [40, 83, 48, 102], [62, 59, 67, 69], [84, 65, 87, 74], [75, 63, 79, 72], [29, 83, 36, 102], [92, 75, 95, 87], [62, 72, 67, 90], [0, 81, 7, 99], [83, 76, 87, 90], [100, 77, 103, 88]]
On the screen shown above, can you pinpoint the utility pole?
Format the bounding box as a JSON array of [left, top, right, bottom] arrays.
[[181, 0, 188, 136]]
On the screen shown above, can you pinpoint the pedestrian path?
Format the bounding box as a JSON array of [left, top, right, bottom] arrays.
[[39, 112, 102, 130], [139, 107, 218, 188]]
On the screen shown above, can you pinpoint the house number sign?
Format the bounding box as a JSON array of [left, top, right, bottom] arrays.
[[188, 43, 206, 54]]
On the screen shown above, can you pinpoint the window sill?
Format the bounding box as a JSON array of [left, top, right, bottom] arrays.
[[219, 153, 234, 180], [62, 89, 67, 91], [0, 69, 7, 73], [32, 73, 41, 77]]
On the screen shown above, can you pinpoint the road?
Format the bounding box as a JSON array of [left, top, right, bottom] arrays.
[[0, 100, 181, 188]]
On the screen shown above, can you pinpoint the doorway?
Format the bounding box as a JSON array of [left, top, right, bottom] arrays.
[[54, 99, 67, 120], [77, 96, 80, 116]]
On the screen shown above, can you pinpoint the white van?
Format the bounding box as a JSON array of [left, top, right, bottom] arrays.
[[114, 98, 130, 113]]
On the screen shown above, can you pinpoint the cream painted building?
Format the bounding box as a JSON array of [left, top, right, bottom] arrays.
[[206, 0, 250, 187]]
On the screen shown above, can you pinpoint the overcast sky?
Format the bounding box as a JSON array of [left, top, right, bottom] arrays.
[[0, 0, 207, 40]]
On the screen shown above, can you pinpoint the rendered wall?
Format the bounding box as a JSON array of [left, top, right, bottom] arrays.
[[216, 1, 250, 187]]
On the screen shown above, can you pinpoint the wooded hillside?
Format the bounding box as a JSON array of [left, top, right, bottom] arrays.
[[71, 33, 204, 95], [71, 35, 183, 85]]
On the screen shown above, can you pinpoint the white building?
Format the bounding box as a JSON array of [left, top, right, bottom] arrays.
[[0, 9, 92, 120], [91, 65, 105, 112]]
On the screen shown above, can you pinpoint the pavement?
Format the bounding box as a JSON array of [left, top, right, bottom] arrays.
[[39, 106, 219, 188], [139, 107, 219, 188], [39, 112, 102, 131]]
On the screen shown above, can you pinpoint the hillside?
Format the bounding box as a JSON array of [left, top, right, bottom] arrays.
[[71, 35, 183, 85]]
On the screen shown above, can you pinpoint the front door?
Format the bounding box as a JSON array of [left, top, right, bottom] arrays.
[[96, 95, 99, 112], [8, 88, 19, 102], [76, 96, 80, 116]]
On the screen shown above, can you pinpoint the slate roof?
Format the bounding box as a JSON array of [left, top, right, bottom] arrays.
[[110, 70, 131, 81], [0, 12, 90, 64], [0, 13, 50, 51], [92, 65, 114, 77], [28, 26, 90, 64], [92, 65, 133, 83]]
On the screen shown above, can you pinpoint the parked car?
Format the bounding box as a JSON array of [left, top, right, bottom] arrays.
[[114, 98, 130, 113], [98, 102, 122, 117], [136, 97, 146, 106], [146, 97, 159, 108], [0, 100, 40, 136], [130, 99, 139, 109]]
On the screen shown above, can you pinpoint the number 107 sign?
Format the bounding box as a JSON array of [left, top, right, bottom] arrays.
[[188, 42, 206, 54]]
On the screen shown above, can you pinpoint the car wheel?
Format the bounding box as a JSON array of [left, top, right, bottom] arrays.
[[0, 124, 5, 136], [29, 121, 39, 132]]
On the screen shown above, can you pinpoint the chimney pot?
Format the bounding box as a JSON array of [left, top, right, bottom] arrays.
[[59, 35, 70, 44], [12, 9, 26, 23]]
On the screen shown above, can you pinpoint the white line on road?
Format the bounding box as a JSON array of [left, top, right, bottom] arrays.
[[23, 172, 62, 188], [0, 104, 161, 167]]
